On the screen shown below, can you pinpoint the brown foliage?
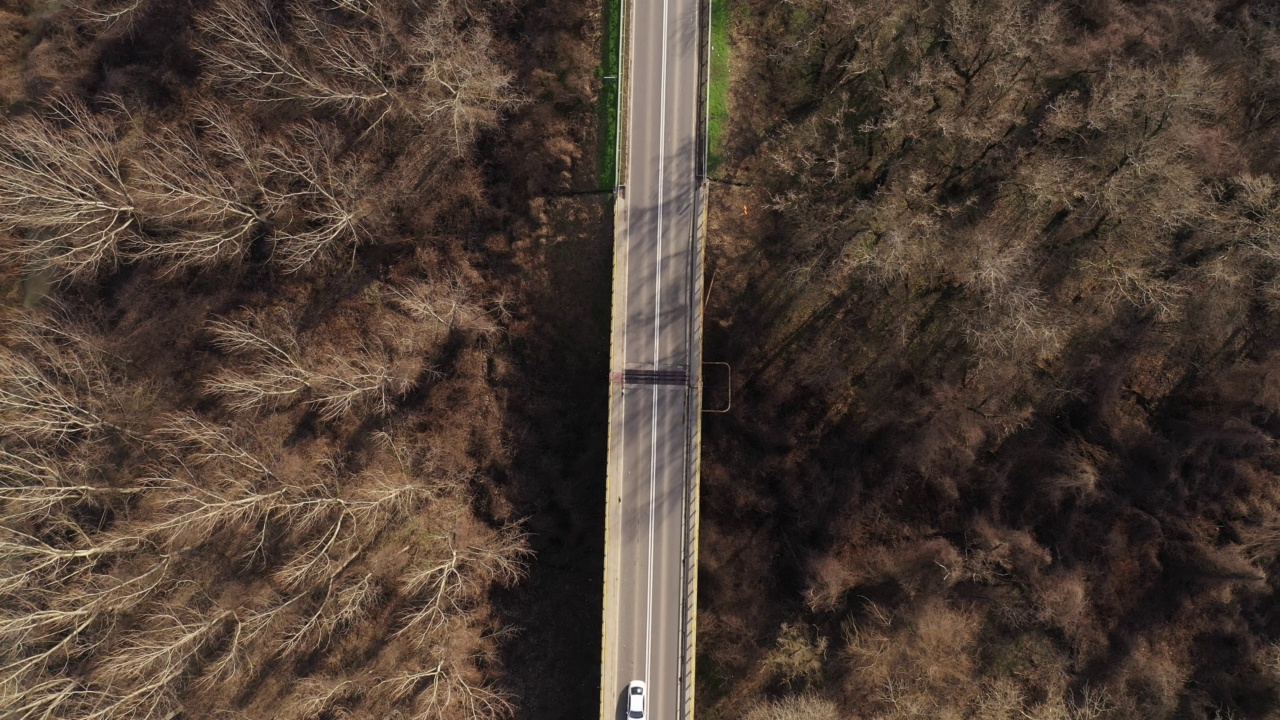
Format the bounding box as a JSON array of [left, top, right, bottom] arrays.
[[743, 693, 840, 720], [0, 309, 528, 718], [0, 0, 562, 716], [204, 309, 420, 421], [196, 0, 519, 147], [700, 0, 1280, 718]]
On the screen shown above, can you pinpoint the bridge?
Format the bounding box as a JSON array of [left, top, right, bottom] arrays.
[[599, 0, 709, 717]]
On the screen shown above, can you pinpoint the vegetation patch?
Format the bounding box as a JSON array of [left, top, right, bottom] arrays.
[[0, 0, 607, 717], [698, 0, 1280, 718], [706, 0, 730, 175], [598, 0, 623, 190]]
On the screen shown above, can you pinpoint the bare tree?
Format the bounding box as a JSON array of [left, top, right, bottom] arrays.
[[0, 97, 136, 279], [204, 310, 415, 420], [381, 659, 515, 720], [198, 594, 296, 689], [395, 519, 527, 646], [743, 694, 840, 720], [68, 0, 151, 36], [0, 96, 374, 278], [1, 531, 167, 720], [195, 0, 428, 132], [2, 676, 82, 720], [132, 105, 372, 275], [388, 276, 502, 337], [196, 0, 518, 147], [126, 110, 272, 274], [273, 572, 383, 658], [257, 122, 372, 272], [202, 313, 309, 413], [0, 316, 116, 445], [411, 8, 518, 152], [141, 473, 300, 554], [140, 415, 348, 558], [270, 468, 438, 592], [197, 0, 393, 114], [0, 527, 147, 599], [411, 668, 515, 720], [0, 445, 148, 528], [84, 610, 234, 720], [289, 676, 363, 719]]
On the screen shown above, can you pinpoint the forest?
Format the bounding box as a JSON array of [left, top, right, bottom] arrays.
[[700, 0, 1280, 719], [6, 0, 1280, 718], [0, 0, 610, 718]]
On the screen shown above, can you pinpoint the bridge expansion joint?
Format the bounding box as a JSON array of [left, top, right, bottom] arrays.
[[611, 368, 692, 387]]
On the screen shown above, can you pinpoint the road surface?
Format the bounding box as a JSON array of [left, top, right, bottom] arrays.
[[602, 0, 704, 716]]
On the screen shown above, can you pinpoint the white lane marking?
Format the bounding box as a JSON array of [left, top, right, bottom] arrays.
[[645, 387, 657, 688], [654, 16, 667, 371], [647, 0, 672, 693], [621, 198, 629, 373], [687, 0, 700, 372]]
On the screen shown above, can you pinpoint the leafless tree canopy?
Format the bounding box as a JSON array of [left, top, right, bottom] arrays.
[[127, 110, 269, 272], [197, 0, 519, 147], [0, 97, 136, 279], [699, 0, 1280, 718], [0, 0, 521, 283], [204, 308, 419, 421], [0, 0, 540, 716], [0, 313, 527, 719], [0, 100, 376, 279]]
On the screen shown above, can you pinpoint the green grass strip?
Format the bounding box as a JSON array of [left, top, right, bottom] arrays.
[[599, 0, 622, 191], [707, 0, 730, 175]]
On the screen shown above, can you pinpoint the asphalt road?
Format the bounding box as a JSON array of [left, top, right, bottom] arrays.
[[605, 0, 702, 716]]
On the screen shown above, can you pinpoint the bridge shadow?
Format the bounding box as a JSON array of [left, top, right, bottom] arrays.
[[491, 36, 705, 717], [489, 192, 612, 720]]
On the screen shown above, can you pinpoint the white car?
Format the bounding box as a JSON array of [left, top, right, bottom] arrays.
[[626, 680, 647, 720]]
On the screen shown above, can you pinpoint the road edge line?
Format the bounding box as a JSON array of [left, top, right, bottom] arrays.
[[600, 0, 636, 716], [682, 0, 713, 714]]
